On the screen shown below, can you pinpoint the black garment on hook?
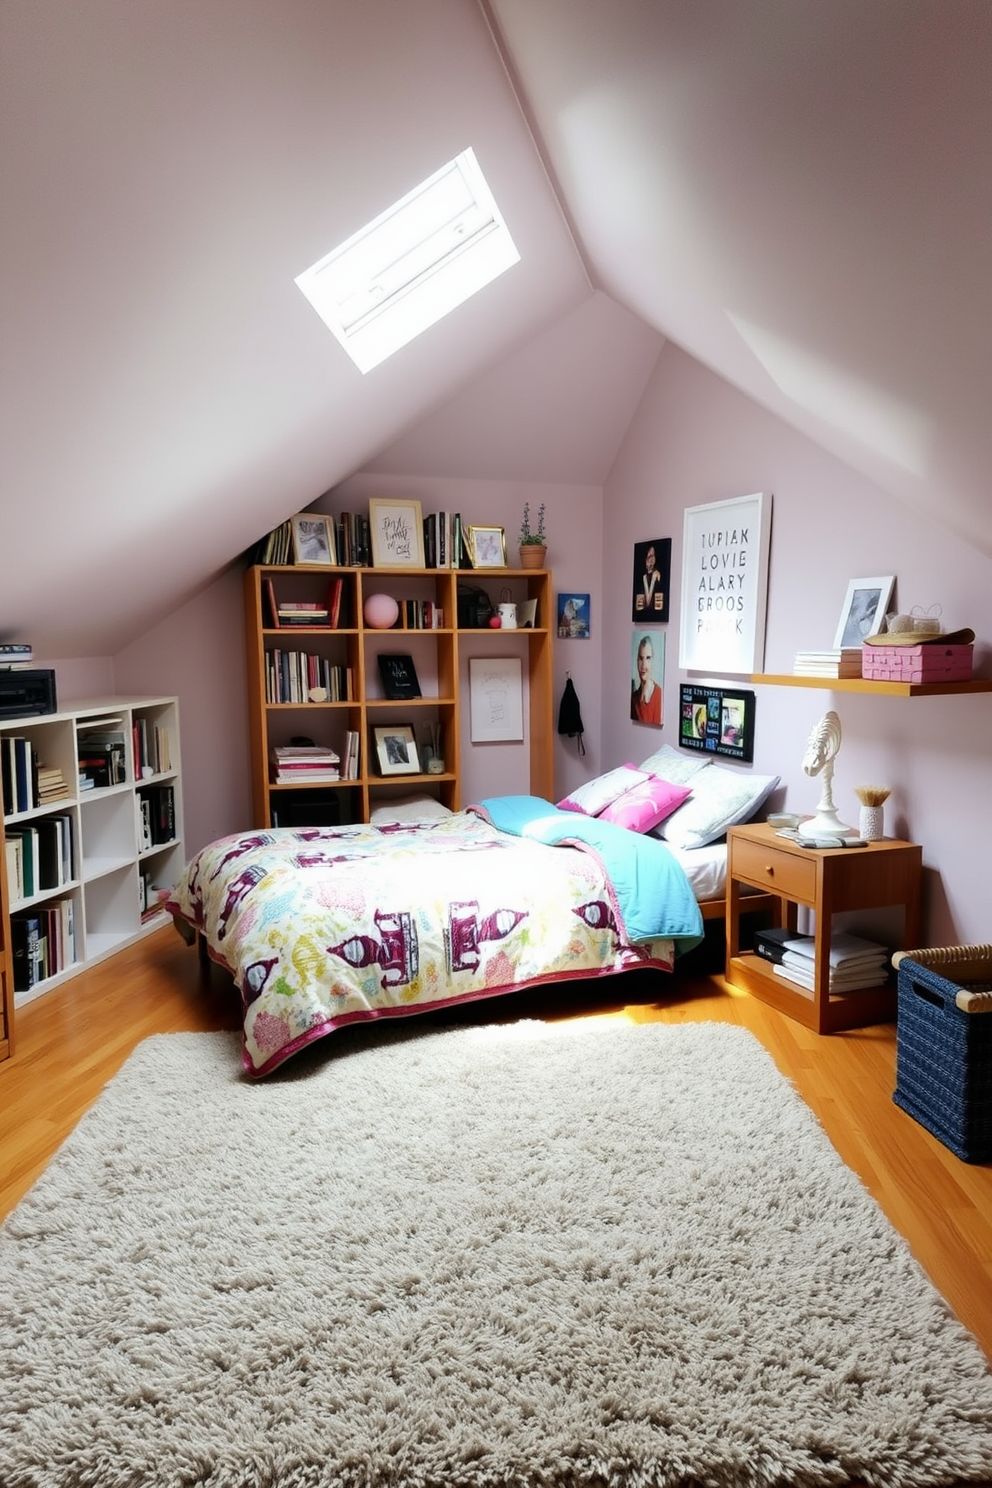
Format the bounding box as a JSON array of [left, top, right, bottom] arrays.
[[557, 675, 586, 755]]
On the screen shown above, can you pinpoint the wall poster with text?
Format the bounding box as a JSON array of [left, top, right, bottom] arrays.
[[678, 492, 772, 673], [679, 683, 755, 763]]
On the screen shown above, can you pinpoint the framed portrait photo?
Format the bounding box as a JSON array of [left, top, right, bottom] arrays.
[[467, 525, 507, 569], [369, 498, 425, 569], [291, 512, 336, 566], [631, 538, 671, 622], [373, 724, 420, 776], [833, 576, 895, 649]]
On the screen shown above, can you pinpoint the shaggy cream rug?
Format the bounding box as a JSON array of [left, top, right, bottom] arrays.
[[1, 1021, 990, 1488]]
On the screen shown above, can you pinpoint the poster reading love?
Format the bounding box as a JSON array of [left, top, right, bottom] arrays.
[[678, 491, 772, 674]]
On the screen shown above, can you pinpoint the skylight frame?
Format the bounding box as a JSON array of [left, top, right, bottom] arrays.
[[295, 147, 520, 373]]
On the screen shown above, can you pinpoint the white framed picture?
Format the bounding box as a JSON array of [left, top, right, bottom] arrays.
[[291, 512, 336, 566], [369, 498, 425, 568], [679, 492, 772, 674], [833, 576, 895, 649], [469, 657, 523, 742]]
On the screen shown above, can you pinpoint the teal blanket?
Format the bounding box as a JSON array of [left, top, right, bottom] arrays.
[[472, 796, 704, 953]]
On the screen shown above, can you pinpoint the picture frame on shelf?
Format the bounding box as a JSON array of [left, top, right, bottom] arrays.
[[290, 512, 336, 566], [467, 525, 507, 569], [369, 498, 425, 569], [833, 576, 895, 649], [373, 724, 420, 776], [377, 653, 421, 700]]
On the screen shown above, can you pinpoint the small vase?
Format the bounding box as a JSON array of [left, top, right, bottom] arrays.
[[859, 804, 884, 841], [519, 544, 546, 570]]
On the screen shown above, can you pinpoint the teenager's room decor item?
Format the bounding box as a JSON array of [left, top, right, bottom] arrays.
[[631, 538, 671, 622], [855, 784, 891, 841], [834, 576, 896, 648], [469, 657, 523, 742], [373, 724, 420, 776], [363, 592, 400, 629], [368, 498, 425, 568], [631, 630, 664, 728], [679, 492, 772, 673], [518, 501, 547, 568], [377, 654, 421, 700], [557, 673, 586, 754], [557, 593, 589, 638], [798, 710, 856, 839], [290, 512, 336, 565], [468, 525, 507, 568], [679, 684, 755, 763]]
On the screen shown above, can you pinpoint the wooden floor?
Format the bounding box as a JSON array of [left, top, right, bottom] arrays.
[[1, 926, 990, 1366]]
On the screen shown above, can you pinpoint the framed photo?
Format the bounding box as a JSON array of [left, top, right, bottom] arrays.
[[377, 653, 421, 700], [833, 576, 895, 649], [469, 657, 523, 741], [291, 512, 336, 566], [679, 683, 755, 763], [467, 525, 507, 569], [373, 724, 420, 776], [369, 498, 425, 569], [557, 592, 589, 638], [631, 538, 671, 622], [679, 492, 772, 673], [631, 630, 665, 728]]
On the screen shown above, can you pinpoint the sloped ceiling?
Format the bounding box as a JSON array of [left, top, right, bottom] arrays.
[[3, 1, 991, 656], [487, 0, 992, 553]]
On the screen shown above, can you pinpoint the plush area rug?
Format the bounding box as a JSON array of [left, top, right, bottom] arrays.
[[2, 1022, 990, 1488]]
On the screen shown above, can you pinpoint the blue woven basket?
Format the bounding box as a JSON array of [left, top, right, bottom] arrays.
[[893, 951, 992, 1163]]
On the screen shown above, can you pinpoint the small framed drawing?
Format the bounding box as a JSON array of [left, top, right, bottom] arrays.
[[467, 525, 507, 569], [469, 657, 524, 741], [833, 576, 895, 649], [377, 653, 421, 700], [373, 724, 420, 776], [291, 512, 336, 566], [369, 498, 425, 569]]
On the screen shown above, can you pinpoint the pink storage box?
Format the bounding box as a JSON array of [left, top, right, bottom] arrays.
[[862, 642, 973, 683]]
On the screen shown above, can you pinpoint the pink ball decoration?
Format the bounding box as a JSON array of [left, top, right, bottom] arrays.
[[363, 593, 400, 630]]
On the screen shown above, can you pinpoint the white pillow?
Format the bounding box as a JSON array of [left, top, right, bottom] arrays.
[[655, 765, 780, 850], [637, 743, 713, 787], [557, 764, 649, 816], [370, 795, 453, 825]]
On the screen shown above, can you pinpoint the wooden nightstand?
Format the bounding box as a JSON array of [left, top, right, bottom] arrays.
[[725, 823, 922, 1034]]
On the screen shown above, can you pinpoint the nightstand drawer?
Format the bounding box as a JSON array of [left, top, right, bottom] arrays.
[[730, 837, 817, 900]]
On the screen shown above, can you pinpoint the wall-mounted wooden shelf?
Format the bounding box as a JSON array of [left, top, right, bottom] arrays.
[[751, 674, 992, 697]]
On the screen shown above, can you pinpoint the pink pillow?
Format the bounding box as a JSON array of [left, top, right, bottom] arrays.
[[597, 776, 693, 833]]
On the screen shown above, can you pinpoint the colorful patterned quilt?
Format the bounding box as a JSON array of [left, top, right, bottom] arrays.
[[166, 804, 702, 1077]]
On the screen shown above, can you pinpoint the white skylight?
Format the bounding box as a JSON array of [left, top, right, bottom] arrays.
[[295, 147, 520, 373]]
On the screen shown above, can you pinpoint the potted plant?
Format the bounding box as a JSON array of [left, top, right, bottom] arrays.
[[518, 502, 547, 569]]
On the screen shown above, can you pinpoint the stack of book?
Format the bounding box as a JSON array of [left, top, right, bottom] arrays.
[[793, 649, 863, 678], [269, 743, 341, 784], [0, 642, 33, 669], [36, 763, 69, 803], [277, 601, 329, 626], [755, 928, 889, 995]]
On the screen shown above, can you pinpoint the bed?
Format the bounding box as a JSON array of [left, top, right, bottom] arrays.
[[166, 751, 779, 1078]]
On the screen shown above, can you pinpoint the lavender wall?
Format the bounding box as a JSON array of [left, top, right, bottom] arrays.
[[602, 343, 992, 945]]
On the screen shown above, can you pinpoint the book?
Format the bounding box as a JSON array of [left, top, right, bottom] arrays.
[[378, 653, 421, 700], [773, 930, 889, 969], [326, 577, 344, 628], [773, 963, 888, 994], [11, 913, 41, 992]]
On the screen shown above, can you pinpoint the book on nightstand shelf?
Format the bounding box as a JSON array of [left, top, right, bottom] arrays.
[[755, 928, 890, 993]]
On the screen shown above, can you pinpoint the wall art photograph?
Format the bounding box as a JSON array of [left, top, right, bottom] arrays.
[[679, 492, 772, 673], [630, 630, 664, 727], [833, 576, 895, 649], [557, 593, 589, 638], [631, 538, 671, 623], [679, 683, 755, 763]]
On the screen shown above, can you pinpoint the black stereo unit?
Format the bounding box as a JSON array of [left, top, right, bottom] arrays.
[[0, 668, 58, 719]]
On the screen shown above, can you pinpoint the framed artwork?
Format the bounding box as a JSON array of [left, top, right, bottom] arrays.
[[557, 592, 589, 638], [833, 576, 895, 649], [467, 525, 507, 569], [679, 492, 772, 673], [291, 512, 336, 566], [369, 498, 425, 569], [679, 683, 755, 763], [469, 657, 523, 741], [630, 630, 664, 728], [373, 724, 420, 776], [631, 538, 671, 622], [377, 653, 421, 700]]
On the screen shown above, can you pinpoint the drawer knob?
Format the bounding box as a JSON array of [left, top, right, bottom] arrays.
[[764, 864, 775, 877]]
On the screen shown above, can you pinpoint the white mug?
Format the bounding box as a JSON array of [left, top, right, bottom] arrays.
[[498, 602, 517, 629]]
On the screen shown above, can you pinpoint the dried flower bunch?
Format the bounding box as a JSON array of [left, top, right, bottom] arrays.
[[519, 502, 546, 546], [854, 785, 891, 807]]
